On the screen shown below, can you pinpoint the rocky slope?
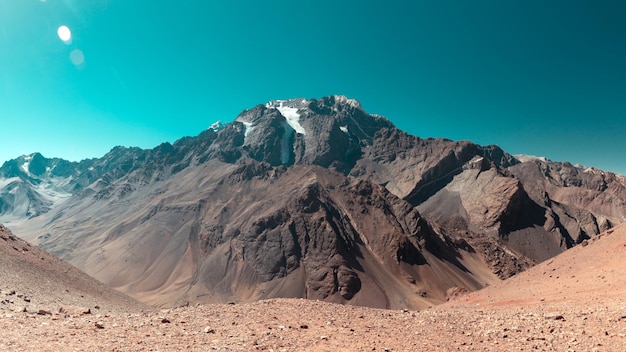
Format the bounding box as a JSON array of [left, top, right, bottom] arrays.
[[2, 223, 626, 351], [0, 224, 145, 315], [13, 162, 499, 309], [3, 95, 626, 309]]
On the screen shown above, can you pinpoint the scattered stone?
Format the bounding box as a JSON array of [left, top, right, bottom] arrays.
[[204, 326, 215, 333], [300, 324, 309, 329], [161, 318, 171, 323], [95, 322, 105, 329], [37, 309, 52, 316], [544, 313, 565, 321]]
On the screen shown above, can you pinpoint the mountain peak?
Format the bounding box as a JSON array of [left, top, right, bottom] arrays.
[[332, 95, 361, 109], [208, 120, 225, 132]]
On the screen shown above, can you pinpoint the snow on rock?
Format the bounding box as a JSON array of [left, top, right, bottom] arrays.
[[266, 100, 307, 135], [340, 125, 349, 134], [20, 155, 33, 175], [333, 95, 361, 109], [514, 154, 548, 163], [277, 102, 306, 135], [208, 121, 225, 132], [242, 121, 254, 137]]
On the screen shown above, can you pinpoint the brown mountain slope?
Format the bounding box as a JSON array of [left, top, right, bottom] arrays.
[[0, 224, 146, 315], [447, 221, 626, 308], [18, 161, 502, 309]]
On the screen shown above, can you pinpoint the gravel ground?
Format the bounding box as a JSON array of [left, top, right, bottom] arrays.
[[1, 297, 626, 351]]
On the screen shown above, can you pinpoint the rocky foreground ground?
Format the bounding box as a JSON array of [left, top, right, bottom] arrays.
[[2, 223, 626, 351], [0, 297, 625, 351]]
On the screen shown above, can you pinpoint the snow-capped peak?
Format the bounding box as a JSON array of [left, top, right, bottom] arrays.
[[333, 95, 361, 109], [208, 120, 225, 132]]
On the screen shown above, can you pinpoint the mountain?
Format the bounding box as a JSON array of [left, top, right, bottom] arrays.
[[0, 223, 145, 315], [3, 95, 626, 309]]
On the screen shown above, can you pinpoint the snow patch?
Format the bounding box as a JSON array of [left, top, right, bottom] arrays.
[[339, 125, 349, 134], [276, 101, 306, 135], [514, 154, 548, 163], [20, 160, 31, 175], [333, 95, 361, 109], [242, 121, 254, 137], [208, 120, 224, 132], [583, 167, 598, 174]]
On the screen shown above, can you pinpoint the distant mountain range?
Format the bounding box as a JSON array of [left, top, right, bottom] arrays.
[[2, 95, 626, 309]]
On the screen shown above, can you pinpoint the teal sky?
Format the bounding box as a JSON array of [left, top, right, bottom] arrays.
[[1, 1, 625, 174]]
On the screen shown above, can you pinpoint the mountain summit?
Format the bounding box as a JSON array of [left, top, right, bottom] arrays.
[[3, 96, 626, 309]]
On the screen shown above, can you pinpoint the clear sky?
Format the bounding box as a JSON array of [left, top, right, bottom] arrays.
[[1, 1, 625, 174]]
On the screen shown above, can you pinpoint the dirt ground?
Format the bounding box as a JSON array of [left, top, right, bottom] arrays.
[[1, 223, 626, 351]]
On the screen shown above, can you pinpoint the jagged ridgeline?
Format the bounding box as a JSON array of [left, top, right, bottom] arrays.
[[2, 95, 626, 309]]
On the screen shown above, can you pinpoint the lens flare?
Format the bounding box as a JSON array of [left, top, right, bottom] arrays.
[[57, 25, 72, 44], [70, 49, 85, 67]]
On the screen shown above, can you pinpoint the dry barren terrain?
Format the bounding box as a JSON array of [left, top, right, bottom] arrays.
[[2, 223, 626, 350]]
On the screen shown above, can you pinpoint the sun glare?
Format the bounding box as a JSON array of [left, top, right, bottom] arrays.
[[70, 49, 85, 67], [57, 25, 72, 44]]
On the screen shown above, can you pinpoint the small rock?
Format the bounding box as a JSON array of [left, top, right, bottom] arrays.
[[37, 310, 52, 316], [300, 324, 309, 329], [204, 326, 215, 333], [95, 322, 105, 329], [161, 318, 171, 323], [544, 313, 565, 320]]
